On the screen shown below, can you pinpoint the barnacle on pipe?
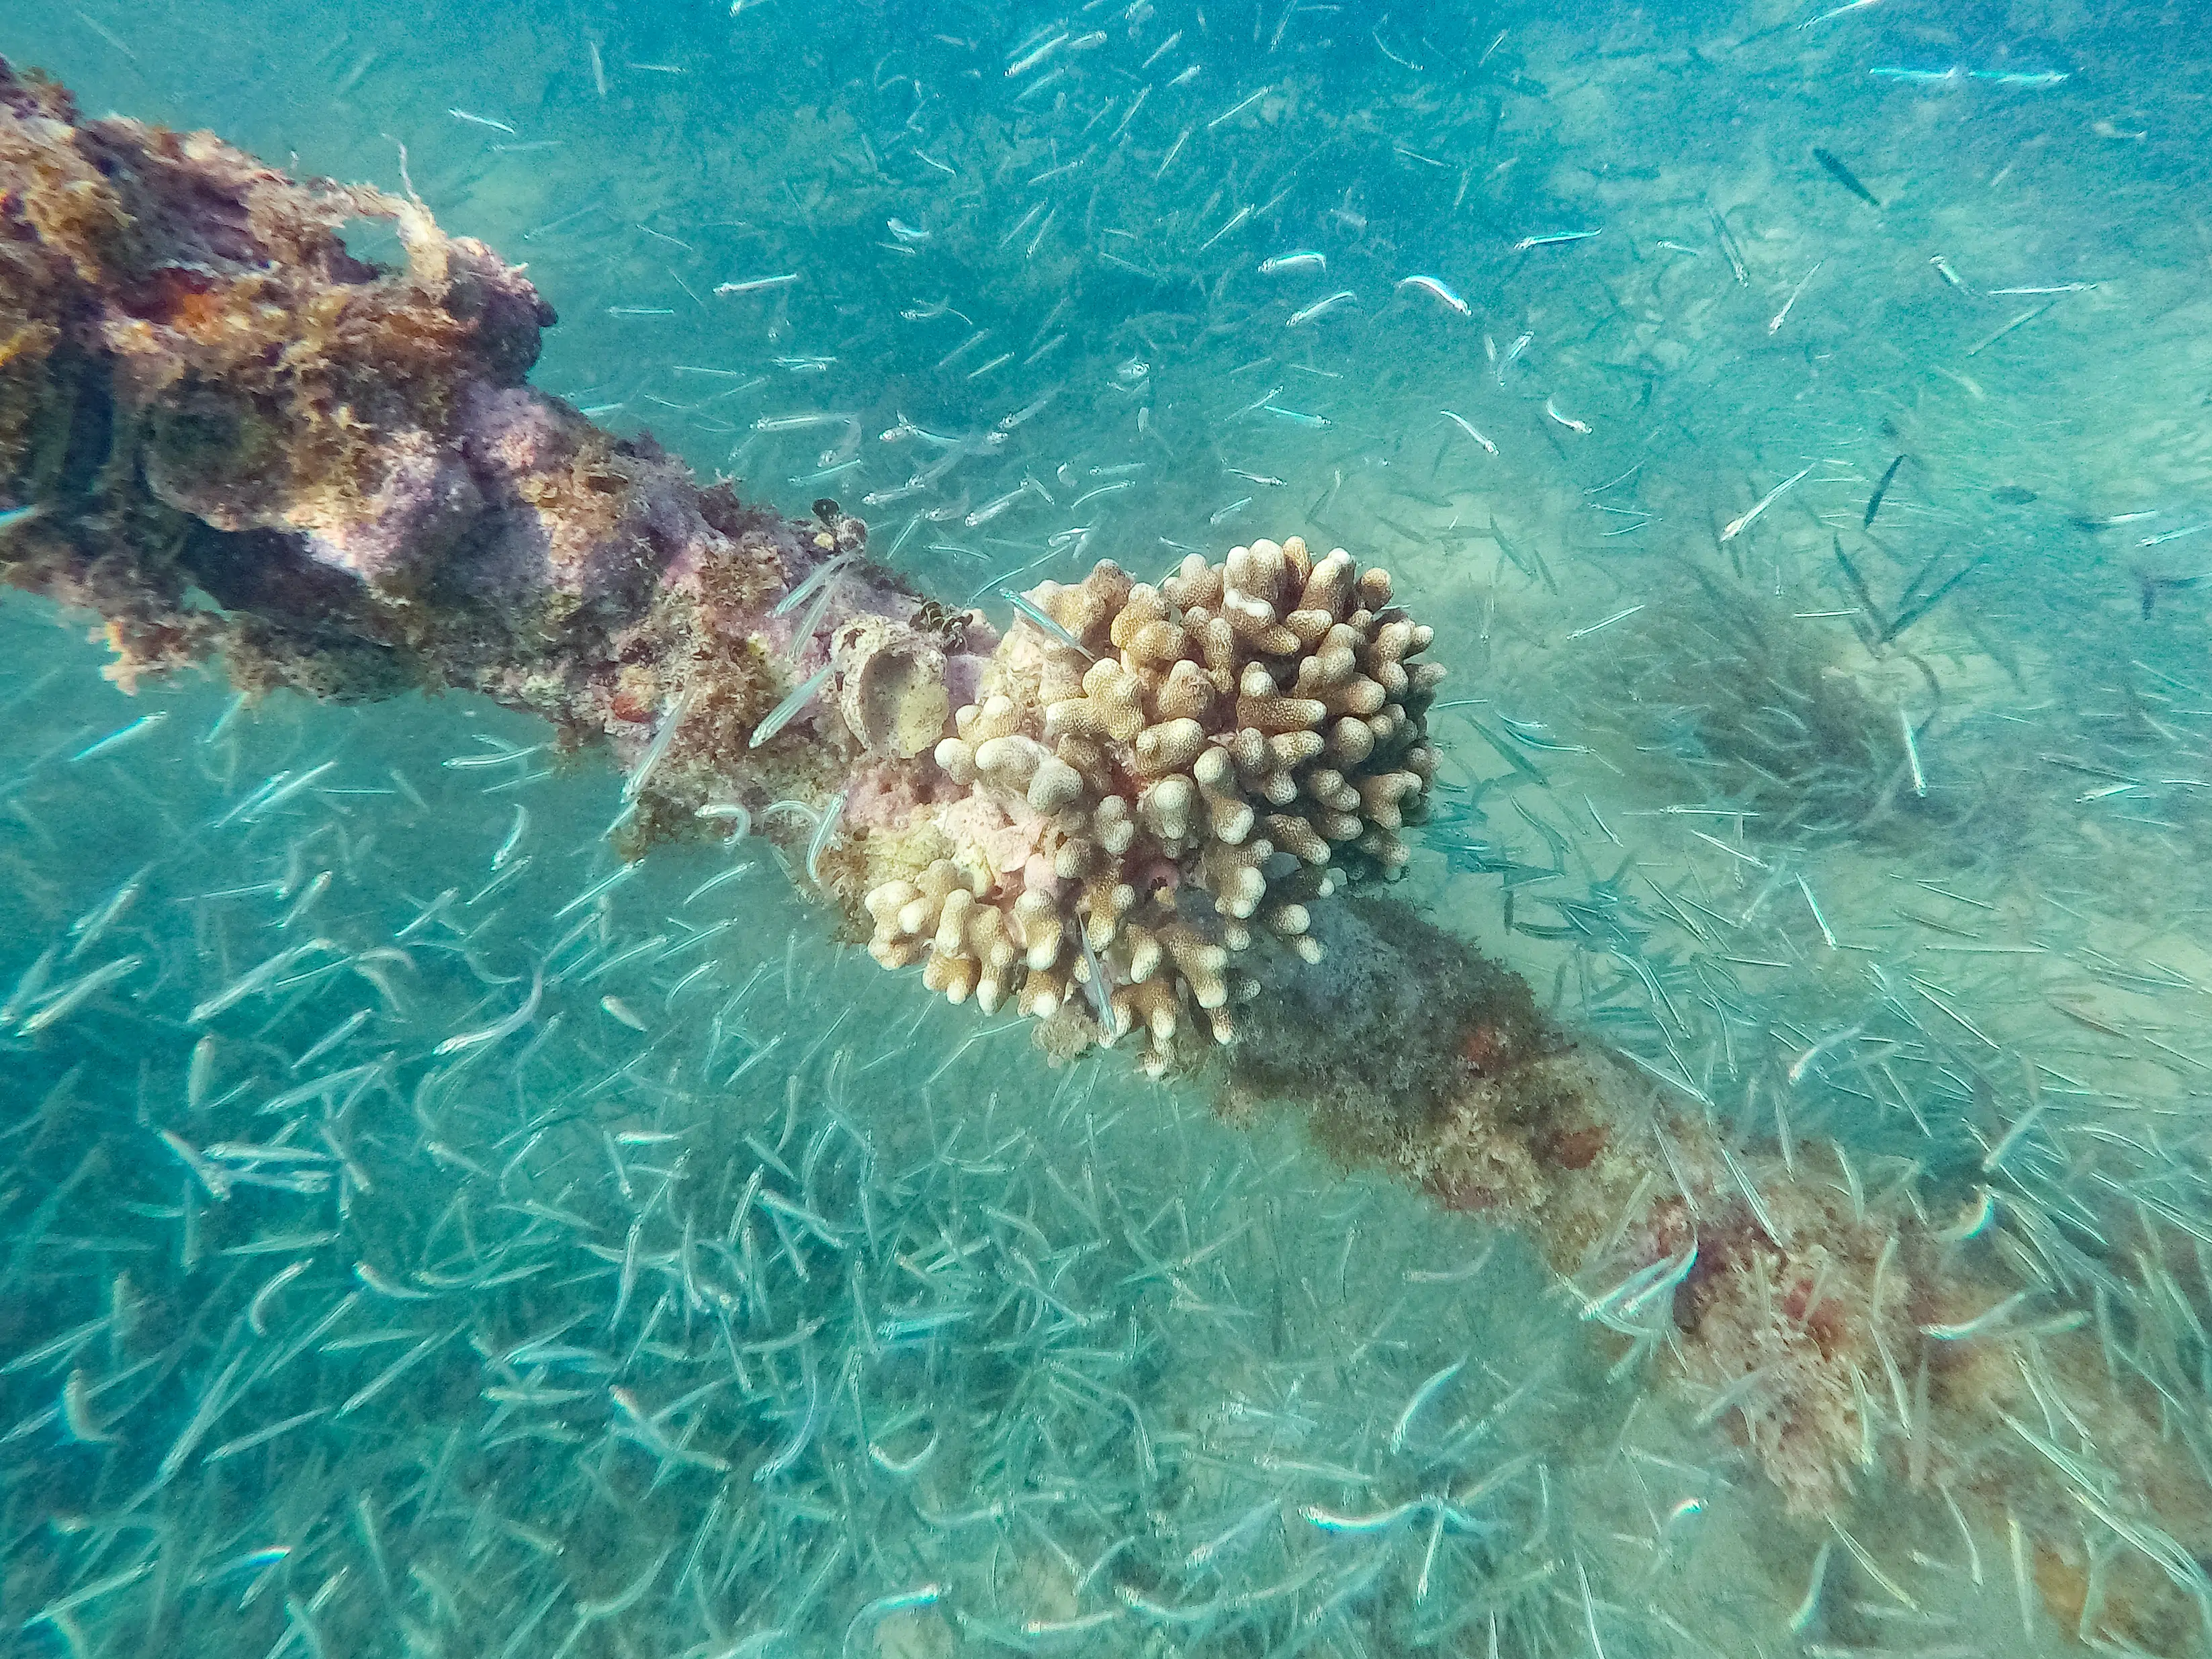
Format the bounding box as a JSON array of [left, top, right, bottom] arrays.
[[853, 541, 1442, 1072]]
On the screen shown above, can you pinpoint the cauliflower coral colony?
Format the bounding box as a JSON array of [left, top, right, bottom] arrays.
[[858, 538, 1442, 1071]]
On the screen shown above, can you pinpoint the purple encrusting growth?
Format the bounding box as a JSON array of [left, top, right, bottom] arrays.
[[0, 52, 939, 848]]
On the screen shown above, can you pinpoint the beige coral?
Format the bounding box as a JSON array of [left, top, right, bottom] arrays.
[[860, 539, 1440, 1071]]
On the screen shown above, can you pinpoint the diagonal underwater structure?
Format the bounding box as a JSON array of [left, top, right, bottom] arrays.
[[4, 56, 2208, 1649]]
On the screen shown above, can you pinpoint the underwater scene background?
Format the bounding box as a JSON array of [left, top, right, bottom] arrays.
[[5, 0, 2212, 1654]]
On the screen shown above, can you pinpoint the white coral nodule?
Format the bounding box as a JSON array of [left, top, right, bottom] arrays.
[[862, 538, 1442, 1072]]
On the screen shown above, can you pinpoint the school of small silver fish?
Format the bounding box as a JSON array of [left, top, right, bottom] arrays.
[[7, 0, 2212, 1655]]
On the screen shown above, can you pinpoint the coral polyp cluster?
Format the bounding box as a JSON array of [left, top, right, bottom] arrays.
[[859, 539, 1441, 1069]]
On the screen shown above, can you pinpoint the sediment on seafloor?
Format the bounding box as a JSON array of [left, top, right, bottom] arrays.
[[4, 57, 2207, 1647]]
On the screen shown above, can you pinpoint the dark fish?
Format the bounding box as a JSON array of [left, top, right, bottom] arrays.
[[1990, 485, 2037, 506], [1832, 533, 1880, 622], [1863, 454, 1905, 528], [2139, 571, 2211, 619], [1812, 147, 1882, 210], [1882, 553, 1988, 643]]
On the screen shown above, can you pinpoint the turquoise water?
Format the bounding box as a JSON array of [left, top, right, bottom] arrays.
[[6, 0, 2212, 1653]]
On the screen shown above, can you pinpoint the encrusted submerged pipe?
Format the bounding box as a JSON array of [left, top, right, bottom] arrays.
[[3, 59, 2206, 1646]]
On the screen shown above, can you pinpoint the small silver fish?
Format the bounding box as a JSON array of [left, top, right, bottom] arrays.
[[1439, 410, 1498, 455], [999, 588, 1095, 658], [1511, 229, 1601, 253], [1396, 273, 1469, 316], [1259, 251, 1326, 276], [713, 273, 800, 296], [19, 954, 144, 1034], [600, 996, 650, 1032], [1543, 397, 1592, 435], [1286, 290, 1358, 327], [1075, 922, 1116, 1032], [71, 711, 169, 763], [1720, 465, 1812, 542]]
